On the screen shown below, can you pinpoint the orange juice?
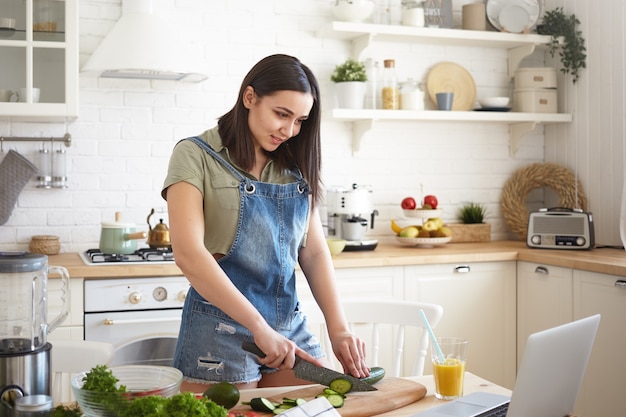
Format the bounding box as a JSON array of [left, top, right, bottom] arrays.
[[433, 358, 465, 399]]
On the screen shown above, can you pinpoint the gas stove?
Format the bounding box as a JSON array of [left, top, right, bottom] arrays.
[[80, 247, 175, 265]]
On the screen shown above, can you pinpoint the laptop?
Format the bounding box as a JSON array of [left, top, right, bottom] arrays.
[[413, 314, 601, 417]]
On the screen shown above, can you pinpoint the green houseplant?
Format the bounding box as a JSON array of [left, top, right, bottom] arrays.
[[447, 201, 490, 243], [330, 58, 368, 82], [457, 201, 487, 224], [331, 58, 368, 109], [536, 7, 586, 84]]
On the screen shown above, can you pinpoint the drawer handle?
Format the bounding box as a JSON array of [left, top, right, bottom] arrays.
[[615, 280, 626, 289], [454, 265, 470, 273], [535, 266, 549, 274]]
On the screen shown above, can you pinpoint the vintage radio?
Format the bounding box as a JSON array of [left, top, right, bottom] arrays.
[[527, 208, 595, 250]]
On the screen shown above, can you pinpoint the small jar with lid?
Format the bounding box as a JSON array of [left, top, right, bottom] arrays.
[[381, 59, 400, 110], [401, 0, 425, 27], [14, 395, 53, 417], [399, 78, 424, 110]]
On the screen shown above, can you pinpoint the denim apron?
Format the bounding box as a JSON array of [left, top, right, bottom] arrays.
[[173, 136, 320, 384]]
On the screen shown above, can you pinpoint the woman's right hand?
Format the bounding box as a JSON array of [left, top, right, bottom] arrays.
[[253, 329, 322, 370]]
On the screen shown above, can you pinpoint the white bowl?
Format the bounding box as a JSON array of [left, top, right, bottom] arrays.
[[479, 97, 510, 108], [332, 0, 375, 22]]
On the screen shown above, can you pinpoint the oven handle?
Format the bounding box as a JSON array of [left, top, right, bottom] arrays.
[[102, 317, 181, 325]]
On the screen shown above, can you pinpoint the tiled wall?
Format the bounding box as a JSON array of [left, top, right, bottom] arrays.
[[0, 0, 551, 252]]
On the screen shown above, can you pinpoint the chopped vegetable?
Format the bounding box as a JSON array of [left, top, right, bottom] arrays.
[[360, 366, 386, 385], [329, 378, 353, 394], [248, 397, 276, 412]]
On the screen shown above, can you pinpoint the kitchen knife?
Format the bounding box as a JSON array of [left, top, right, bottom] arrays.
[[241, 341, 377, 391]]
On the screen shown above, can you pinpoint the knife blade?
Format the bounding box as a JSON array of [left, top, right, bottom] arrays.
[[241, 341, 377, 391]]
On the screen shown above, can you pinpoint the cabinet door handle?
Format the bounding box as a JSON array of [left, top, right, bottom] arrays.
[[534, 266, 549, 274], [454, 265, 471, 273], [615, 280, 626, 289]]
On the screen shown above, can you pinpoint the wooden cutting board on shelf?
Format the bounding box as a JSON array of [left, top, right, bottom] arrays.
[[233, 377, 427, 417]]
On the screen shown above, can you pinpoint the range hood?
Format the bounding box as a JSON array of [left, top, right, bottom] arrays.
[[81, 0, 207, 82]]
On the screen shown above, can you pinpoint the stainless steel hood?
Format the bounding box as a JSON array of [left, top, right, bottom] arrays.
[[81, 0, 207, 82]]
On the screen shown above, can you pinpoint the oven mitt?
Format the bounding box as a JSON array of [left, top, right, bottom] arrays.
[[0, 150, 38, 225]]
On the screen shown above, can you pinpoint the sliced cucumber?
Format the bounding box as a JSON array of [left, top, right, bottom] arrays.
[[360, 366, 386, 385], [329, 378, 353, 394], [325, 394, 345, 408], [249, 397, 276, 412]]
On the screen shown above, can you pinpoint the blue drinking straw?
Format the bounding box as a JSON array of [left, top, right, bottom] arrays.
[[419, 308, 445, 363]]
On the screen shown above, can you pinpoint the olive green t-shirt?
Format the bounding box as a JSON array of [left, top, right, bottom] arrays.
[[161, 127, 296, 255]]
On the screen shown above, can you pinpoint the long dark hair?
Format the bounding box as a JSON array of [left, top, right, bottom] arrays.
[[218, 54, 322, 205]]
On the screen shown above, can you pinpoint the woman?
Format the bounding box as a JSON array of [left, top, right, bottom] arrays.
[[162, 54, 369, 392]]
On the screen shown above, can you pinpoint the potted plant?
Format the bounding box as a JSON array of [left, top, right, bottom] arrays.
[[536, 7, 586, 84], [447, 201, 491, 243], [331, 58, 368, 109]]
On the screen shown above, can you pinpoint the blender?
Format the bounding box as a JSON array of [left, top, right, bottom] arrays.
[[0, 252, 69, 416], [327, 183, 379, 251]]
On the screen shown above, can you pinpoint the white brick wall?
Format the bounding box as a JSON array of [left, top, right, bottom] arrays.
[[0, 0, 547, 252]]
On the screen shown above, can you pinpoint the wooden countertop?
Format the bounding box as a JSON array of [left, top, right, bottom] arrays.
[[47, 240, 626, 279]]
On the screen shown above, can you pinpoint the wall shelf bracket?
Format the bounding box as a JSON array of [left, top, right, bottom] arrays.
[[508, 44, 536, 78], [509, 122, 536, 156], [352, 33, 374, 59], [352, 119, 373, 154]]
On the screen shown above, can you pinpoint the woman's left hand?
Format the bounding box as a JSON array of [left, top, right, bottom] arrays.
[[331, 332, 370, 379]]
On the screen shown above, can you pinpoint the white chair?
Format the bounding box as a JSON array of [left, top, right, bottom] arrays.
[[50, 340, 115, 403], [302, 299, 443, 377]]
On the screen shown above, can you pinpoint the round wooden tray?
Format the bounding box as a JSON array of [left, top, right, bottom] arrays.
[[427, 62, 476, 111]]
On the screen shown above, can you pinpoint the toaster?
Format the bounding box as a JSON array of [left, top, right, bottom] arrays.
[[527, 207, 595, 250]]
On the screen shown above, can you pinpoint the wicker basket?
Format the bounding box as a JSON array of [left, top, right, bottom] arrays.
[[29, 235, 60, 255]]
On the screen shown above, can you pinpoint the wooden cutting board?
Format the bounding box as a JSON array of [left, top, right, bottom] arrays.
[[232, 377, 427, 417]]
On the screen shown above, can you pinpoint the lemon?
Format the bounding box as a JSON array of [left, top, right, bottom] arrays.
[[203, 381, 240, 409], [391, 219, 403, 234]]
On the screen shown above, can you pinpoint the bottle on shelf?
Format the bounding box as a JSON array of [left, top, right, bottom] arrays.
[[364, 58, 379, 109], [382, 59, 400, 110]]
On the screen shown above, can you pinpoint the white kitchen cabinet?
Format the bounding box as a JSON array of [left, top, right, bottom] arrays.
[[516, 262, 573, 366], [572, 270, 626, 417], [404, 261, 517, 389], [0, 0, 78, 120], [296, 266, 405, 372], [47, 278, 84, 341], [318, 21, 572, 154]]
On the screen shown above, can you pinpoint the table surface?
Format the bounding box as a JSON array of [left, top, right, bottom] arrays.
[[237, 372, 511, 417]]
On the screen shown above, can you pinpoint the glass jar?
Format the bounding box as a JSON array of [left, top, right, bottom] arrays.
[[399, 78, 424, 110], [382, 59, 399, 110], [14, 394, 53, 417], [364, 58, 379, 109], [401, 1, 425, 27], [34, 0, 56, 32]]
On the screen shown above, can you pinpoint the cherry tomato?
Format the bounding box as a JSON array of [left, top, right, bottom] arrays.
[[401, 197, 417, 210], [423, 195, 438, 209]]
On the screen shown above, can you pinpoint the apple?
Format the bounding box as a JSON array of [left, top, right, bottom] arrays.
[[401, 197, 417, 210], [422, 219, 439, 232], [423, 195, 438, 209]]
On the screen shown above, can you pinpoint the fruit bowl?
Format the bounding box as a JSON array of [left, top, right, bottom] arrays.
[[395, 236, 452, 248], [403, 209, 443, 219], [71, 366, 183, 417]]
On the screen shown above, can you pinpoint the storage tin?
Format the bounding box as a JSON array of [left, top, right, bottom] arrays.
[[513, 88, 558, 113], [514, 67, 557, 89]]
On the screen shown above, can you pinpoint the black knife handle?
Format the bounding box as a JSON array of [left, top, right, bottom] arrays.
[[242, 341, 266, 358]]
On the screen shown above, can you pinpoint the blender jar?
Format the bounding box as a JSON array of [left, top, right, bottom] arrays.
[[0, 252, 69, 353]]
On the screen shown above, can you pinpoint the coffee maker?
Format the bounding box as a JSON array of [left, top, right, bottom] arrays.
[[326, 184, 378, 251], [0, 252, 69, 416]]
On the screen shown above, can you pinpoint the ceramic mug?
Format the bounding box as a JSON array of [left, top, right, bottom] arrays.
[[15, 87, 41, 103], [0, 89, 11, 102]]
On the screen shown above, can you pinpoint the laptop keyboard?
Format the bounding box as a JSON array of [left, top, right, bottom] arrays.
[[478, 402, 509, 417]]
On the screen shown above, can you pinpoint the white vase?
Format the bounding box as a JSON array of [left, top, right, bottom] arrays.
[[335, 81, 366, 109]]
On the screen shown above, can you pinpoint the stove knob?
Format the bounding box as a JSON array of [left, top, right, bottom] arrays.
[[129, 291, 143, 304], [177, 290, 187, 302]]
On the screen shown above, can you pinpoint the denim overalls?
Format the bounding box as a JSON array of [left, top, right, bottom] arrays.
[[172, 136, 323, 384]]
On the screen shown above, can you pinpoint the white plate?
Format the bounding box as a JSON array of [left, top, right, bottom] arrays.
[[403, 209, 443, 219], [486, 0, 540, 33], [395, 236, 452, 247]]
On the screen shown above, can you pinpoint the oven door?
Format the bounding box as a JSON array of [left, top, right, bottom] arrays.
[[84, 309, 182, 366]]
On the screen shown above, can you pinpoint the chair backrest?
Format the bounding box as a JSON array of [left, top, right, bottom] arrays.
[[302, 299, 443, 377], [50, 340, 115, 403]]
